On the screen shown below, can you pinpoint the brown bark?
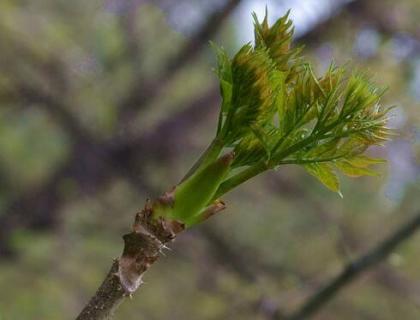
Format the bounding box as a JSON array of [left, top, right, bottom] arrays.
[[75, 261, 125, 320], [75, 200, 186, 320]]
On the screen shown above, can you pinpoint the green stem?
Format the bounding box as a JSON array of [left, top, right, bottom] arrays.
[[272, 117, 343, 163], [213, 137, 316, 199], [180, 138, 224, 183], [213, 161, 267, 199], [277, 154, 346, 165]]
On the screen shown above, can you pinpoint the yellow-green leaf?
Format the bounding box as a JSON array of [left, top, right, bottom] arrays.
[[220, 79, 232, 112], [335, 160, 379, 177], [304, 163, 340, 193], [346, 155, 386, 168]]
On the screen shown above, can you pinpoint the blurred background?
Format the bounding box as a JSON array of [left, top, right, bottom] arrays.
[[0, 0, 419, 319]]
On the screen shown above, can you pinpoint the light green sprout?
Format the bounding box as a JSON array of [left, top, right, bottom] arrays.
[[154, 11, 393, 226]]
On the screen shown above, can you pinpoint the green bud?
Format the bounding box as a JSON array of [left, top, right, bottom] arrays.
[[253, 10, 302, 73]]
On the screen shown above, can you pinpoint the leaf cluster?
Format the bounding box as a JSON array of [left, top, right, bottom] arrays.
[[210, 11, 393, 194], [160, 11, 394, 227]]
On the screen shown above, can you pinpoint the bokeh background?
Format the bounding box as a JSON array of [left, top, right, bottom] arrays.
[[0, 0, 419, 319]]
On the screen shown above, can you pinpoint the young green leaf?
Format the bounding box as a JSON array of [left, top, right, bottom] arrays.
[[334, 160, 380, 177], [346, 155, 386, 167], [304, 163, 341, 194], [205, 10, 393, 198]]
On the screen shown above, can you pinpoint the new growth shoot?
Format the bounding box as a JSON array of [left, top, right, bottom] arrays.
[[153, 11, 393, 227]]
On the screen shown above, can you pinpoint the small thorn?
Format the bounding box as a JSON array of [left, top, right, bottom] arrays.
[[162, 245, 172, 251], [159, 244, 172, 256]]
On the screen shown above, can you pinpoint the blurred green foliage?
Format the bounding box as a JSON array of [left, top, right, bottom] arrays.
[[0, 0, 419, 320]]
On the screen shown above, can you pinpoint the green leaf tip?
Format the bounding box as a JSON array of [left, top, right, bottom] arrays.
[[304, 162, 340, 193]]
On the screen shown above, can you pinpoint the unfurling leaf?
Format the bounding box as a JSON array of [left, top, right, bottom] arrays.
[[203, 10, 393, 198]]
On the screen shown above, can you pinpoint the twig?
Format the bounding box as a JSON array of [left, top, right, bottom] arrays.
[[279, 211, 420, 320], [165, 0, 241, 75]]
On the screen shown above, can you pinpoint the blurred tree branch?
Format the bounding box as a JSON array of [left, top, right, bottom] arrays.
[[255, 175, 420, 319], [276, 211, 420, 320], [115, 0, 242, 126], [0, 86, 219, 255], [296, 0, 366, 46], [17, 84, 93, 143], [0, 30, 96, 143], [117, 3, 143, 69]]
